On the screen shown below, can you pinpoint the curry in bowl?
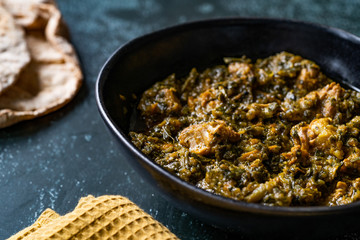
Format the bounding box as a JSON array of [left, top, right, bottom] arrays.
[[130, 52, 360, 206]]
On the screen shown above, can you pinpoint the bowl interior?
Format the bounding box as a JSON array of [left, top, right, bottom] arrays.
[[101, 18, 360, 133], [97, 18, 360, 216]]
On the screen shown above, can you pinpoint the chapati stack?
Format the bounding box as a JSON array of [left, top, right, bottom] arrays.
[[0, 0, 82, 128]]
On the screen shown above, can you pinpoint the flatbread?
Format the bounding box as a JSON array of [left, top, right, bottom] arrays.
[[0, 5, 30, 94], [0, 0, 47, 29], [0, 0, 82, 128]]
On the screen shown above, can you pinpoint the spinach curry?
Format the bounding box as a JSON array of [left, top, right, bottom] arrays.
[[130, 52, 360, 206]]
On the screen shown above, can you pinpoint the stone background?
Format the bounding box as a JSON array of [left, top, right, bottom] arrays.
[[1, 0, 360, 239]]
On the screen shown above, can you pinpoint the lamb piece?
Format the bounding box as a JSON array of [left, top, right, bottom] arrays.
[[295, 64, 322, 91], [178, 121, 240, 156], [317, 82, 344, 118], [246, 102, 279, 120], [228, 62, 254, 81], [307, 118, 344, 159], [281, 83, 345, 122], [290, 118, 344, 160], [281, 88, 318, 121], [255, 51, 302, 79], [346, 116, 360, 129], [289, 124, 310, 160], [138, 87, 182, 118], [327, 179, 360, 206], [341, 147, 360, 173], [186, 88, 222, 121]]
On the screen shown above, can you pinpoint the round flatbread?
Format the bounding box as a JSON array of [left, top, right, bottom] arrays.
[[0, 5, 30, 95], [0, 0, 47, 28], [0, 1, 82, 128]]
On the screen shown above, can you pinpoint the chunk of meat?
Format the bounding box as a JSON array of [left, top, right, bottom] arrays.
[[308, 118, 343, 159], [295, 65, 320, 90], [188, 89, 222, 118], [198, 89, 217, 108], [157, 88, 182, 112], [317, 82, 344, 118], [289, 124, 310, 160], [298, 91, 318, 109], [281, 89, 318, 121], [327, 179, 360, 206], [281, 83, 345, 121], [178, 121, 240, 155], [290, 118, 344, 159], [341, 146, 360, 173], [347, 116, 360, 129], [246, 102, 279, 120], [228, 62, 253, 80], [139, 87, 182, 117], [255, 52, 301, 77]]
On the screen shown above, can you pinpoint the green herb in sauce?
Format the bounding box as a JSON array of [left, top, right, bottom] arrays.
[[130, 52, 360, 206]]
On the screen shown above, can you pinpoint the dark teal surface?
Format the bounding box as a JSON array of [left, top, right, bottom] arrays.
[[1, 0, 360, 239]]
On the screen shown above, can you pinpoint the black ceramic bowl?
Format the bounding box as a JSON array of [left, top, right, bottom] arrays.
[[96, 18, 360, 239]]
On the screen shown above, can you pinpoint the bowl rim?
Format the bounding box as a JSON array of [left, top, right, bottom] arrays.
[[96, 17, 360, 216]]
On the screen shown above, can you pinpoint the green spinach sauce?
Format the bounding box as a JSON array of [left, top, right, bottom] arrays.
[[130, 52, 360, 206]]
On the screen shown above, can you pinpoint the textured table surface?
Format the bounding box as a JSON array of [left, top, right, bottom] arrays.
[[1, 0, 360, 239]]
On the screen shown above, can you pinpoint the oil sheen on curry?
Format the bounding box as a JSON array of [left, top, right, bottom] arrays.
[[130, 52, 360, 206]]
